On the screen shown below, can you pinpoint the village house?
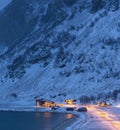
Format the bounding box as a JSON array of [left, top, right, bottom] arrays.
[[36, 99, 56, 107], [65, 99, 76, 105]]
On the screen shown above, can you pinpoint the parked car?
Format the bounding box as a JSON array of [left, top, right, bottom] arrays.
[[77, 107, 87, 112], [66, 107, 74, 111], [51, 106, 59, 110]]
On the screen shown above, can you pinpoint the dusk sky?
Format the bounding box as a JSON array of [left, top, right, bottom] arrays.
[[0, 0, 11, 11]]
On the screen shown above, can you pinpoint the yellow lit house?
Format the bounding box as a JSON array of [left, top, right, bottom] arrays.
[[36, 99, 56, 107], [65, 99, 76, 105]]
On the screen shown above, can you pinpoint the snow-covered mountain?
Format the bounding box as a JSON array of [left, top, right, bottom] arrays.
[[0, 0, 12, 11], [0, 0, 120, 105]]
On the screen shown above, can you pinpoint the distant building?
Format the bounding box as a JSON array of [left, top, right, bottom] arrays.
[[65, 99, 76, 105], [36, 99, 56, 107], [36, 99, 45, 107]]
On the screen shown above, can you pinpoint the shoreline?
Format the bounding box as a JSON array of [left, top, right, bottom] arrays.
[[0, 105, 79, 114], [53, 115, 78, 130], [0, 106, 80, 130]]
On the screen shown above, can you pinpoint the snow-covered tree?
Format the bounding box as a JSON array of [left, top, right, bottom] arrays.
[[111, 0, 119, 11], [106, 0, 119, 11]]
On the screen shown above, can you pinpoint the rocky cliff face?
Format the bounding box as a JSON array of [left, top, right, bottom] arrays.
[[0, 0, 120, 104]]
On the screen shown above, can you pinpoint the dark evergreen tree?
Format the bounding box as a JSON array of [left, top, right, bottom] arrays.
[[106, 0, 119, 11], [112, 89, 120, 100], [63, 0, 77, 6], [79, 95, 90, 103], [111, 0, 119, 11], [90, 0, 104, 13]]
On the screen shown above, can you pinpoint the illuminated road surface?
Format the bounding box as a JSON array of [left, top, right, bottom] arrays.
[[85, 106, 120, 130]]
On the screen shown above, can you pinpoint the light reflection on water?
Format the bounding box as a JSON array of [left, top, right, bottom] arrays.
[[66, 113, 73, 119], [0, 111, 74, 130], [44, 112, 52, 118], [35, 112, 41, 118]]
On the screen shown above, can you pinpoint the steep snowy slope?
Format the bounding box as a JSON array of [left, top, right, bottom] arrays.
[[0, 0, 12, 11], [0, 0, 120, 105]]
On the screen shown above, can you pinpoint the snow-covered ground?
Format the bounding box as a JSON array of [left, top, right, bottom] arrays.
[[66, 103, 120, 130], [0, 1, 119, 129], [0, 0, 120, 114]]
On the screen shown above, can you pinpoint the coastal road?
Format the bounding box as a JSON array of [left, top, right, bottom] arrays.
[[83, 106, 120, 130]]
